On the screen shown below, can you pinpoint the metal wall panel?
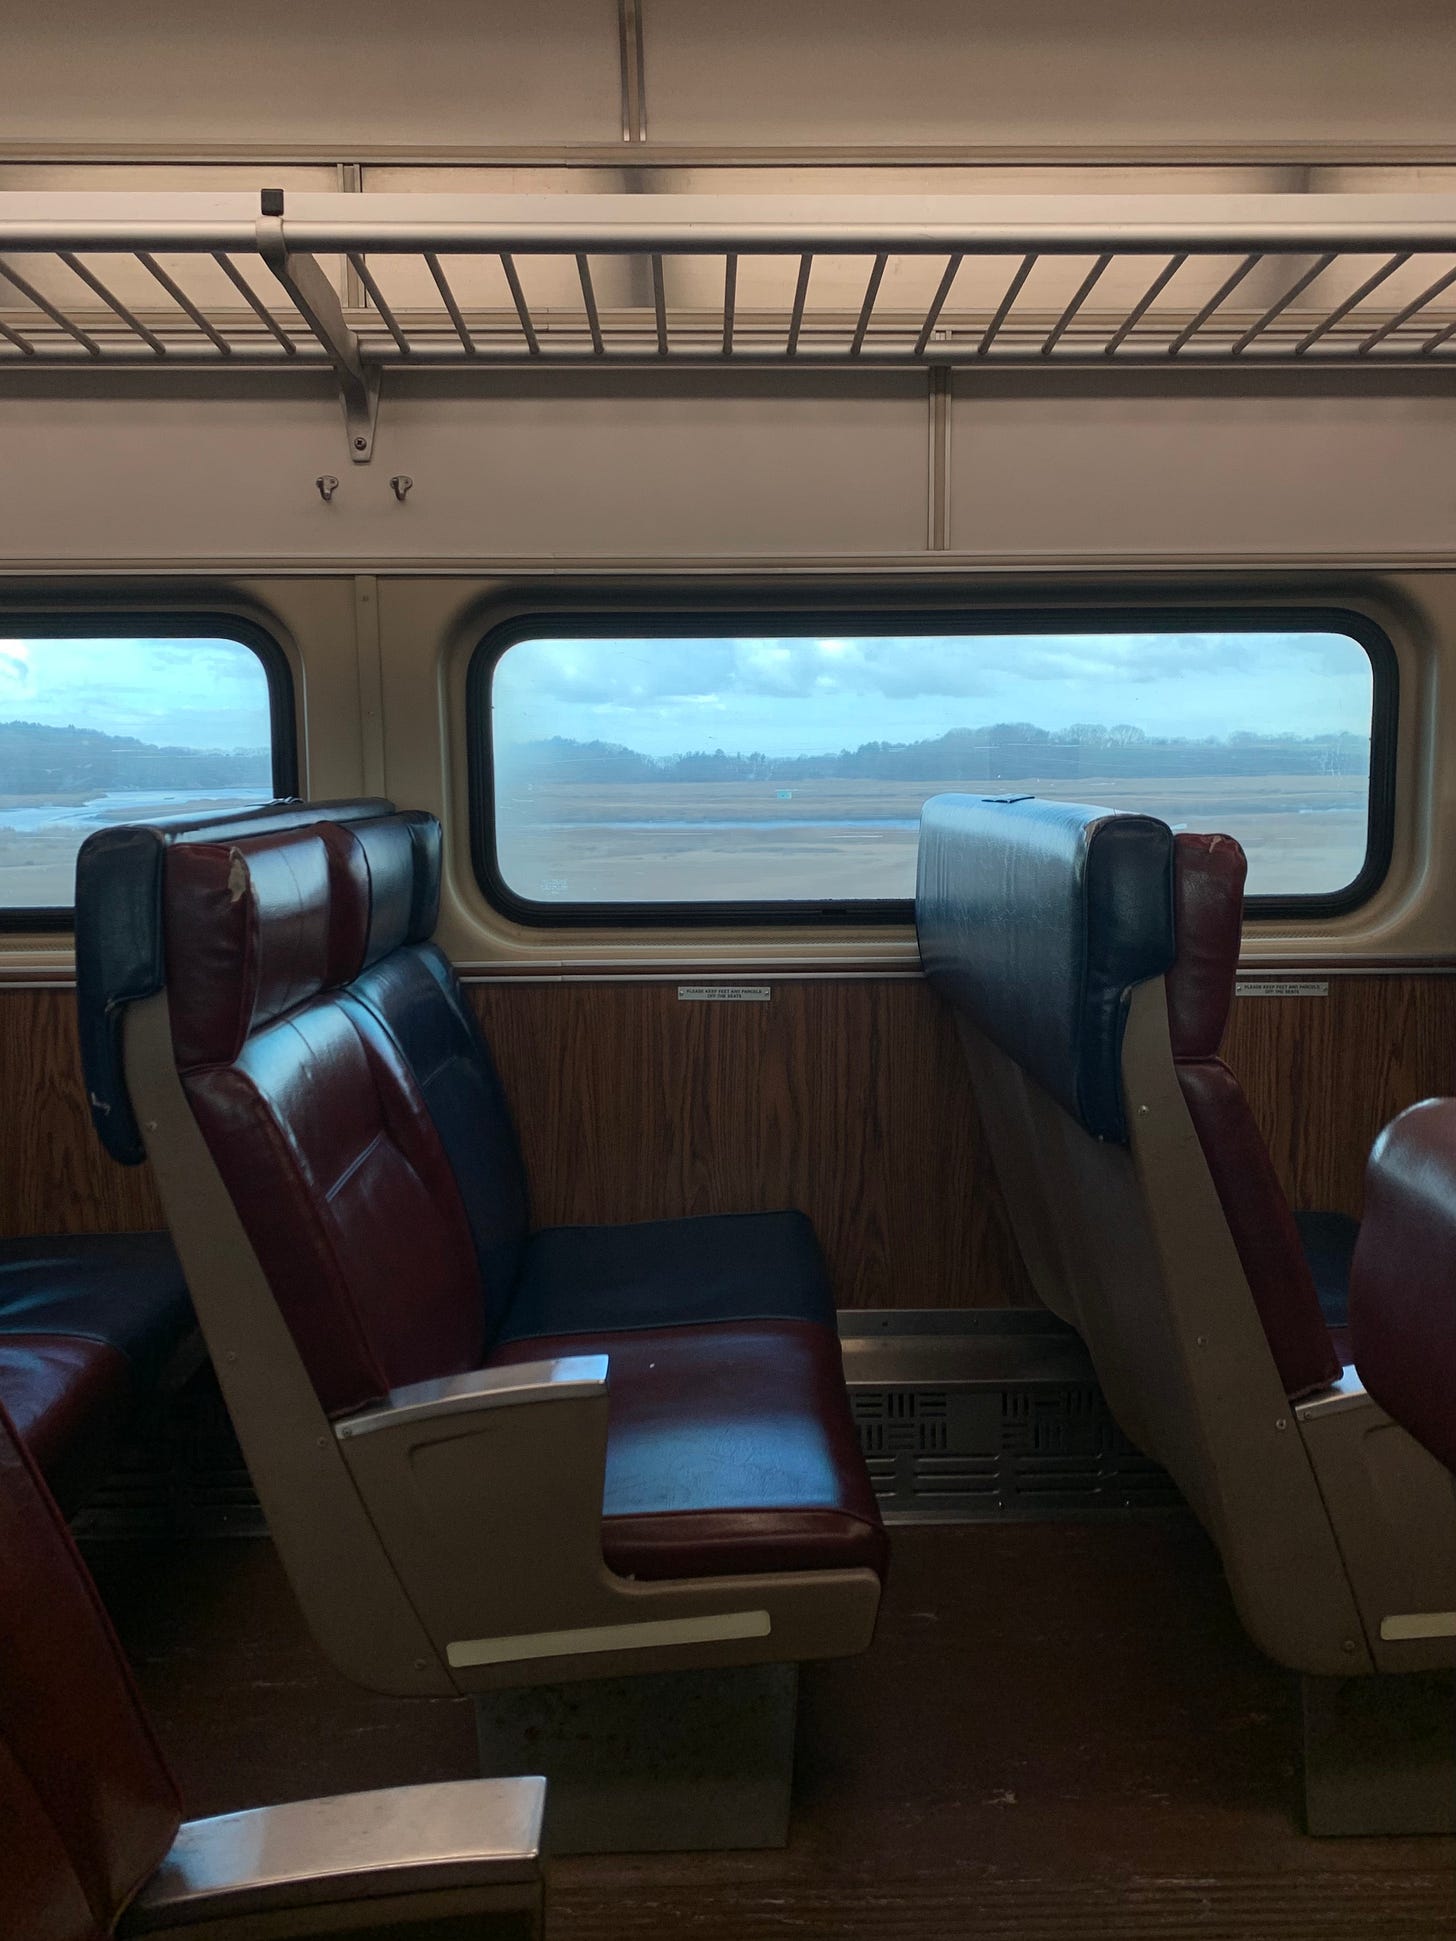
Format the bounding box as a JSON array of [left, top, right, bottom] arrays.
[[0, 377, 930, 563], [947, 383, 1456, 559]]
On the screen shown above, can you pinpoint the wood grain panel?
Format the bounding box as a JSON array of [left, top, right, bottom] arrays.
[[471, 978, 1034, 1310], [1222, 976, 1456, 1218], [0, 990, 163, 1236], [4, 976, 1453, 1302]]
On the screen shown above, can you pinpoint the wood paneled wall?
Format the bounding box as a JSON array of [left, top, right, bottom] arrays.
[[0, 989, 163, 1236], [3, 974, 1454, 1308], [1222, 976, 1456, 1218], [469, 979, 1032, 1310]]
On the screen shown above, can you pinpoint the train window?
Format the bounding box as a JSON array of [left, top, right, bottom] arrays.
[[0, 620, 294, 924], [472, 612, 1394, 925]]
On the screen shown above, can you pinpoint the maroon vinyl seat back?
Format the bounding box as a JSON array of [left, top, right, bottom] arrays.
[[164, 825, 487, 1417], [0, 1397, 182, 1941], [1165, 833, 1341, 1400], [1350, 1098, 1456, 1473]]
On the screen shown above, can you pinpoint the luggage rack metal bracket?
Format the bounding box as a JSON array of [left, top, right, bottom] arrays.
[[256, 199, 378, 462]]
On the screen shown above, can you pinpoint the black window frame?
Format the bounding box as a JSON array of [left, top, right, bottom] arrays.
[[0, 613, 297, 933], [467, 604, 1399, 929]]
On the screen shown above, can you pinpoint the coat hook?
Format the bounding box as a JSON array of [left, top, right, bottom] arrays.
[[315, 475, 339, 503], [390, 474, 413, 502]]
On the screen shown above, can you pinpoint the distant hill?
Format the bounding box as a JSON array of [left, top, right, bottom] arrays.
[[0, 719, 271, 795], [496, 722, 1370, 787]]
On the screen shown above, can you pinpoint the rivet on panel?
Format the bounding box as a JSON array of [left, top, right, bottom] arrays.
[[1275, 1417, 1288, 1431]]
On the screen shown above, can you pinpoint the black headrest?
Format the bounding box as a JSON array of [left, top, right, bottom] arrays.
[[75, 798, 394, 1164], [916, 796, 1176, 1142], [323, 812, 443, 977]]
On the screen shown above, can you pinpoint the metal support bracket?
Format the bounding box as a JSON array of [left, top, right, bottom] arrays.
[[257, 196, 378, 462]]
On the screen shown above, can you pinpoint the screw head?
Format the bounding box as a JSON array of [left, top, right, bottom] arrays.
[[353, 436, 367, 450]]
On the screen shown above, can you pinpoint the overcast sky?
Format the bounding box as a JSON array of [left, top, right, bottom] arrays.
[[0, 636, 272, 750], [0, 628, 1373, 760], [493, 629, 1374, 758]]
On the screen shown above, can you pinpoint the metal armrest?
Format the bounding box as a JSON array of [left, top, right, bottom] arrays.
[[334, 1357, 609, 1440], [120, 1775, 545, 1934]]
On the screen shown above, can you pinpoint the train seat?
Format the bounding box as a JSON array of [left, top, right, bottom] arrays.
[[0, 1233, 193, 1387], [489, 1320, 885, 1580], [0, 1392, 546, 1939], [332, 814, 836, 1346], [1160, 832, 1343, 1397], [0, 1233, 196, 1508], [917, 794, 1456, 1696], [73, 799, 883, 1708], [1350, 1098, 1456, 1475], [1292, 1211, 1359, 1355], [0, 1334, 134, 1511]]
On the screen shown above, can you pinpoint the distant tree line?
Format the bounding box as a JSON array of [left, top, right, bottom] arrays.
[[500, 722, 1370, 786], [1, 720, 271, 794]]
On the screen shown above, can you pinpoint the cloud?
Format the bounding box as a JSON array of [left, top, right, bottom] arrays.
[[499, 629, 1347, 709], [0, 641, 31, 693]]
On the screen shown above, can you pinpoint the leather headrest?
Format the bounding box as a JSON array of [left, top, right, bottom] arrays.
[[164, 830, 338, 1068], [321, 812, 443, 980], [916, 795, 1175, 1142], [1165, 832, 1247, 1061], [74, 797, 393, 1163]]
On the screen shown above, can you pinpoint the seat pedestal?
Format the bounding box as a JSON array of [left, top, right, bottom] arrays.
[[474, 1662, 797, 1854], [1302, 1669, 1456, 1835]]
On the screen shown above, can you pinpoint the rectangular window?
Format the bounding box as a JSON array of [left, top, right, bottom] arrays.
[[474, 613, 1393, 923], [0, 622, 292, 920]]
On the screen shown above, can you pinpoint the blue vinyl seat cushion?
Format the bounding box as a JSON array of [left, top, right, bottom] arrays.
[[0, 1232, 194, 1387], [494, 1209, 836, 1347]]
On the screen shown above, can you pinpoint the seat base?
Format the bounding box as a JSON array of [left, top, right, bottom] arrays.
[[1302, 1669, 1456, 1835], [474, 1661, 797, 1854]]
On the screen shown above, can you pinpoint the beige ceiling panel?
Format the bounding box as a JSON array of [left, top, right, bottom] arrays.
[[643, 0, 1456, 150], [6, 0, 620, 150]]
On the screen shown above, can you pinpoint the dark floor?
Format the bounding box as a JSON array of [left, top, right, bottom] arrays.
[[88, 1522, 1456, 1940]]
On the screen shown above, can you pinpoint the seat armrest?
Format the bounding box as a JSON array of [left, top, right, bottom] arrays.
[[333, 1356, 608, 1441], [119, 1775, 545, 1933]]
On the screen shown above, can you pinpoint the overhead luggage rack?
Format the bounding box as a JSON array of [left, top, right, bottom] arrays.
[[4, 188, 1456, 458]]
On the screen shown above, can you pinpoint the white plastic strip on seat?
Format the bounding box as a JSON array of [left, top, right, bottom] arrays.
[[447, 1609, 771, 1669], [1380, 1611, 1456, 1642]]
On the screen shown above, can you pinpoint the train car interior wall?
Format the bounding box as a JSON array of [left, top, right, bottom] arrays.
[[3, 5, 1456, 1938]]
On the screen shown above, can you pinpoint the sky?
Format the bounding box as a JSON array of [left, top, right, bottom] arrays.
[[0, 636, 272, 751], [492, 629, 1374, 759], [0, 627, 1374, 762]]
